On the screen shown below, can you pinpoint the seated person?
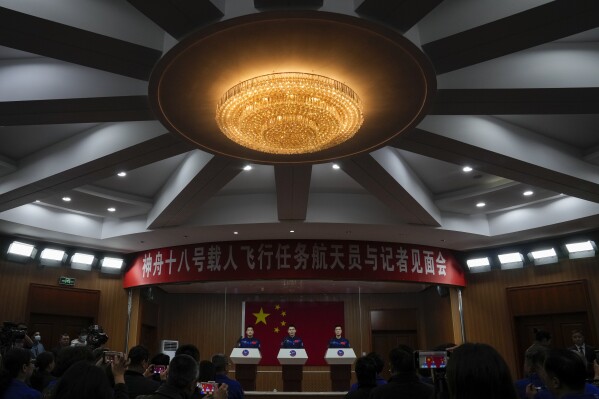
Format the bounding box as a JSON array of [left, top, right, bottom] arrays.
[[345, 356, 377, 399], [212, 354, 244, 399]]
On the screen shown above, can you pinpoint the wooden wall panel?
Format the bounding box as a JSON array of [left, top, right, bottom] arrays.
[[157, 289, 454, 391], [461, 257, 599, 379], [0, 258, 129, 352]]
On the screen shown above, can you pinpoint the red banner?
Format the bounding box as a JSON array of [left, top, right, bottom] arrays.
[[243, 301, 344, 366], [123, 239, 466, 288]]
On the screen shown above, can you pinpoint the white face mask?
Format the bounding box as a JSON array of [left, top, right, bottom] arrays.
[[80, 335, 87, 342], [34, 335, 41, 341]]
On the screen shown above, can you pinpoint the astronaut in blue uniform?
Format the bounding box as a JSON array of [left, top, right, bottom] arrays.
[[281, 325, 304, 348], [328, 325, 350, 348], [238, 326, 261, 349]]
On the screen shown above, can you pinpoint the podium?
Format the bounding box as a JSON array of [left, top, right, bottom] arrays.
[[277, 348, 308, 392], [325, 348, 356, 391], [230, 348, 261, 391]]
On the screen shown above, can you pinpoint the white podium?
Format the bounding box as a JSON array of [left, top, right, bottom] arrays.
[[230, 348, 261, 391], [324, 348, 356, 365], [277, 348, 308, 365], [277, 348, 308, 391], [230, 348, 261, 365], [325, 348, 356, 391]]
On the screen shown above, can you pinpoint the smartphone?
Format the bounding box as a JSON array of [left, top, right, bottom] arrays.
[[198, 381, 218, 395], [415, 350, 448, 369], [103, 351, 122, 362], [153, 365, 166, 374]]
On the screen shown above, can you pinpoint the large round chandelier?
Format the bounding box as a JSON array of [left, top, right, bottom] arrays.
[[215, 72, 364, 154]]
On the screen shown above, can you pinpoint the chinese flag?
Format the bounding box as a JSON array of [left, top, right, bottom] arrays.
[[243, 301, 345, 366]]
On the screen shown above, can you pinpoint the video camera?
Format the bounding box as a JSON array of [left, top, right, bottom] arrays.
[[0, 321, 28, 355], [86, 324, 109, 350]]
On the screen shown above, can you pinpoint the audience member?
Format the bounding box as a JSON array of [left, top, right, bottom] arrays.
[[149, 353, 170, 383], [446, 342, 518, 399], [51, 335, 70, 358], [70, 329, 87, 347], [0, 347, 40, 399], [541, 349, 599, 399], [349, 351, 387, 392], [345, 356, 377, 399], [568, 330, 596, 378], [199, 360, 216, 383], [175, 344, 200, 362], [30, 351, 56, 393], [30, 332, 46, 359], [52, 353, 128, 399], [124, 345, 161, 399], [526, 329, 552, 359], [515, 344, 548, 399], [212, 354, 244, 399], [369, 345, 434, 399], [136, 354, 228, 399]]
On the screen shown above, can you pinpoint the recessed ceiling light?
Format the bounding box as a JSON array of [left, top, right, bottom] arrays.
[[243, 165, 252, 171], [233, 231, 238, 235], [117, 171, 127, 177], [62, 197, 71, 202], [476, 202, 486, 208], [523, 190, 534, 196], [35, 200, 40, 203], [462, 166, 473, 172], [332, 164, 340, 170], [290, 230, 295, 233], [107, 207, 116, 212]]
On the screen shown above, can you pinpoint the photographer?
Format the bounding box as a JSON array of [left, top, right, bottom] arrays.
[[124, 345, 161, 399]]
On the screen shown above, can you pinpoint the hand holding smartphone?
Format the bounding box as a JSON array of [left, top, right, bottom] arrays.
[[198, 381, 218, 395], [153, 365, 166, 374]]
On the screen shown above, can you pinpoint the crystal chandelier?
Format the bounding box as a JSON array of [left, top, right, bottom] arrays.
[[215, 72, 364, 154]]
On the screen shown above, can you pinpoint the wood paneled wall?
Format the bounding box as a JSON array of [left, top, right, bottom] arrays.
[[0, 258, 129, 351], [155, 288, 454, 391], [460, 257, 599, 379]]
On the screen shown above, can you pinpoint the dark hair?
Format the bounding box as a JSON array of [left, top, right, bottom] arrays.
[[571, 329, 583, 336], [355, 356, 377, 387], [211, 354, 227, 374], [533, 328, 551, 342], [389, 345, 415, 374], [199, 360, 215, 382], [446, 343, 517, 399], [151, 353, 170, 366], [53, 345, 94, 377], [128, 345, 149, 366], [35, 351, 55, 371], [167, 354, 199, 389], [365, 352, 385, 374], [53, 360, 113, 399], [524, 344, 548, 373], [288, 324, 296, 329], [175, 344, 200, 362], [544, 349, 586, 391], [0, 348, 33, 395]]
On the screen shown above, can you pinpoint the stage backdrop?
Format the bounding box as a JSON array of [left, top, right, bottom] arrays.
[[243, 301, 345, 366]]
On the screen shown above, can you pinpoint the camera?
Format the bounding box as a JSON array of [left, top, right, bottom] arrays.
[[198, 381, 218, 394], [103, 351, 123, 362], [415, 350, 449, 369], [0, 322, 28, 355], [153, 365, 166, 374], [86, 325, 109, 350]]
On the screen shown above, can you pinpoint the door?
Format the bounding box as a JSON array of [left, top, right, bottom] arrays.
[[29, 313, 93, 353]]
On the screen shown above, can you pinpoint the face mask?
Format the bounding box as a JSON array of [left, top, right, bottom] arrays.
[[34, 335, 41, 341], [80, 335, 87, 341]]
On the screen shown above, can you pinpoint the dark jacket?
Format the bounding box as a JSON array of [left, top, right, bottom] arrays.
[[135, 384, 192, 399], [124, 369, 161, 398], [368, 373, 434, 399]]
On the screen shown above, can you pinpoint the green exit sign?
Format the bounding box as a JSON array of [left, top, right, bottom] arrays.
[[58, 276, 76, 286]]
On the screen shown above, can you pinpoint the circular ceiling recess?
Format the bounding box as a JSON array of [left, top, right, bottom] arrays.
[[149, 11, 436, 164]]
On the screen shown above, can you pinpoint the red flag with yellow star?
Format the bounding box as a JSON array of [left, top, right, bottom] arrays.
[[243, 301, 345, 366]]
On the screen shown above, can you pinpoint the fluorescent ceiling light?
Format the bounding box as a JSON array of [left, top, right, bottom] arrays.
[[8, 241, 36, 257], [466, 257, 491, 273], [72, 253, 95, 265], [565, 240, 596, 260], [40, 248, 65, 261], [102, 257, 123, 269], [565, 241, 594, 253], [498, 252, 524, 270], [498, 252, 523, 264], [529, 248, 558, 266], [530, 248, 557, 259]]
